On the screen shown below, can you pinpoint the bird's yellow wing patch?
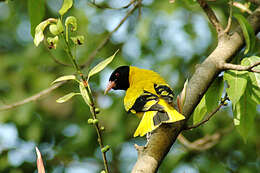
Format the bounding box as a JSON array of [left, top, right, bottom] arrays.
[[133, 99, 185, 137], [124, 88, 159, 113], [157, 99, 185, 123], [134, 111, 157, 137]]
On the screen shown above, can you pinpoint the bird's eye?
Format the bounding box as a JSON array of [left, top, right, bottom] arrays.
[[115, 73, 119, 77]]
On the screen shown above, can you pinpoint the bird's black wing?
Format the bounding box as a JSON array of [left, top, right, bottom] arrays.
[[128, 90, 159, 113], [154, 84, 174, 104]]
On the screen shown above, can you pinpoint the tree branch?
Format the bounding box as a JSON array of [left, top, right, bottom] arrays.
[[221, 61, 260, 73], [0, 81, 66, 111], [0, 2, 139, 112], [224, 0, 233, 34], [131, 6, 260, 173], [80, 3, 139, 69], [178, 127, 233, 151], [248, 0, 260, 6], [88, 0, 137, 9], [184, 95, 228, 130], [233, 2, 253, 14], [197, 0, 223, 34], [44, 39, 71, 67]]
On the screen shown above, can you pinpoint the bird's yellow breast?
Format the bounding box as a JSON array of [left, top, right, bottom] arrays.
[[123, 66, 167, 112]]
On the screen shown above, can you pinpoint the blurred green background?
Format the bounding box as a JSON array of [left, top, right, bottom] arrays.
[[0, 0, 260, 172]]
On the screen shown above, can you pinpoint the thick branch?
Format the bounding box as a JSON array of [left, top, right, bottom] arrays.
[[131, 6, 260, 173], [0, 81, 66, 111], [221, 61, 260, 73], [197, 0, 223, 34]]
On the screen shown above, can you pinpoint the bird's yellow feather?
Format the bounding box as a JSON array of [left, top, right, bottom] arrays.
[[123, 66, 185, 137], [134, 99, 185, 137]]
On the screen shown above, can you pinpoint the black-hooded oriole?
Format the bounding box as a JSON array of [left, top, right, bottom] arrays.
[[105, 66, 185, 137]]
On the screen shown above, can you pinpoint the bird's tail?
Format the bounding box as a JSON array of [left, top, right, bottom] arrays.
[[133, 99, 185, 137]]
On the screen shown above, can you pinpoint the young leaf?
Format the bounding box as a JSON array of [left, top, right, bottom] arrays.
[[79, 82, 91, 106], [180, 79, 188, 110], [65, 16, 77, 42], [35, 147, 45, 173], [49, 20, 64, 36], [233, 89, 256, 142], [223, 70, 248, 105], [71, 35, 84, 45], [56, 92, 79, 103], [59, 0, 73, 16], [28, 0, 45, 37], [205, 77, 224, 112], [56, 19, 64, 33], [241, 56, 260, 104], [34, 18, 57, 47], [47, 36, 59, 49], [51, 75, 76, 84], [65, 16, 77, 31], [234, 13, 256, 54], [193, 96, 207, 124], [88, 50, 119, 80]]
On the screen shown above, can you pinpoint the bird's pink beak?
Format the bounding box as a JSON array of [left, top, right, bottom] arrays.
[[104, 81, 116, 95]]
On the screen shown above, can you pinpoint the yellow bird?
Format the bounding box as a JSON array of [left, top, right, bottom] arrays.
[[105, 66, 185, 137]]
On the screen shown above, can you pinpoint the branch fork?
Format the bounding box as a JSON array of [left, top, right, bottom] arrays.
[[220, 61, 260, 73]]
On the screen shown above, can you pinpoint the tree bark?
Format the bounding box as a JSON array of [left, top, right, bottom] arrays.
[[131, 6, 260, 173]]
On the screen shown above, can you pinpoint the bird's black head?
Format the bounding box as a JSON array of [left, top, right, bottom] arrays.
[[105, 66, 130, 93]]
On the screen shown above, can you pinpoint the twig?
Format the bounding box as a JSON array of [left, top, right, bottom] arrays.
[[224, 0, 233, 34], [44, 39, 71, 67], [0, 81, 66, 111], [138, 0, 142, 20], [80, 2, 139, 69], [233, 2, 253, 14], [185, 94, 228, 130], [247, 0, 260, 5], [63, 33, 110, 173], [221, 61, 260, 73], [197, 0, 223, 34], [178, 126, 233, 151], [88, 0, 137, 9], [0, 4, 139, 113]]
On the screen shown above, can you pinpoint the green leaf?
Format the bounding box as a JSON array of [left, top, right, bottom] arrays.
[[79, 82, 91, 106], [193, 96, 207, 124], [65, 16, 77, 31], [180, 79, 188, 109], [241, 56, 260, 104], [59, 0, 73, 16], [49, 20, 64, 36], [88, 50, 119, 80], [233, 89, 256, 142], [65, 16, 77, 42], [47, 36, 59, 49], [56, 92, 79, 103], [101, 145, 110, 153], [223, 70, 248, 105], [234, 13, 256, 54], [51, 75, 76, 84], [205, 77, 224, 112], [28, 0, 45, 37], [34, 18, 57, 47], [71, 35, 84, 45]]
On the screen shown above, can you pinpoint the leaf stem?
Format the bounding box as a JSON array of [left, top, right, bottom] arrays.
[[63, 33, 110, 173]]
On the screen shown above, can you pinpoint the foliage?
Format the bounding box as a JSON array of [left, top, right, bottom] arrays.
[[0, 0, 259, 173]]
